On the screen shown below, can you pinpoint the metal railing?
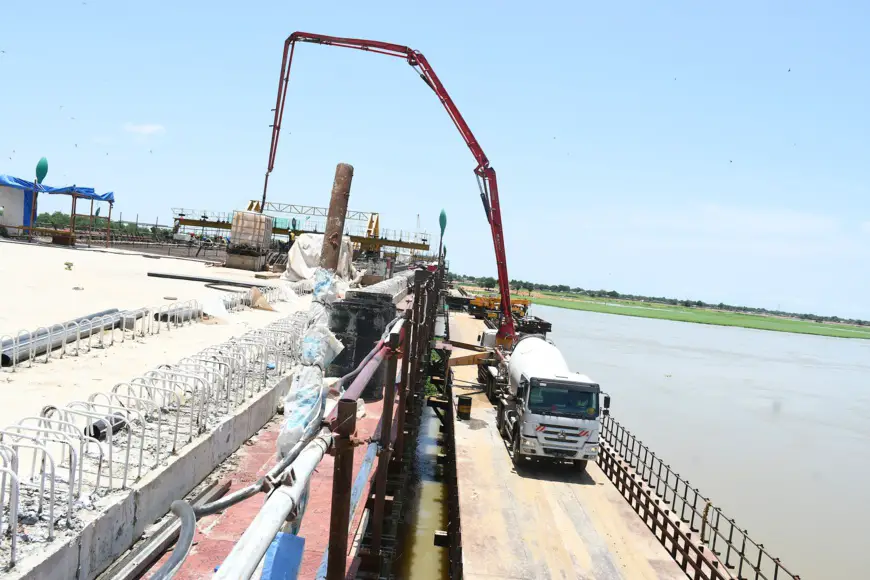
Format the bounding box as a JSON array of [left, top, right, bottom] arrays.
[[146, 267, 434, 580], [599, 415, 801, 580]]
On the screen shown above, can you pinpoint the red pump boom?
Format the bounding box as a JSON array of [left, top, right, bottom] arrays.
[[261, 32, 515, 344]]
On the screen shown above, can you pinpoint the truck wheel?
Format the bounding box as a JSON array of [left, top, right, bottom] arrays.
[[511, 430, 521, 466], [574, 460, 588, 472], [496, 406, 504, 434]]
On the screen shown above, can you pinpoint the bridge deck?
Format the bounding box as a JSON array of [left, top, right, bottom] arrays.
[[449, 313, 684, 580]]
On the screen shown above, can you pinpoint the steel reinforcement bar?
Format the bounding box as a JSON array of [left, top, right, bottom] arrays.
[[0, 289, 296, 570], [598, 415, 800, 580]]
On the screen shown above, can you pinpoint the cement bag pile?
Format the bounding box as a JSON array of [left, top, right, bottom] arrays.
[[282, 233, 356, 282]]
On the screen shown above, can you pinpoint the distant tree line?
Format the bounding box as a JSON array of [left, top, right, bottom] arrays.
[[36, 211, 168, 237], [31, 211, 227, 244], [448, 273, 870, 327]]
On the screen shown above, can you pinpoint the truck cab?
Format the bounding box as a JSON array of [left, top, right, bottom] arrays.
[[510, 373, 605, 469], [486, 335, 610, 471]]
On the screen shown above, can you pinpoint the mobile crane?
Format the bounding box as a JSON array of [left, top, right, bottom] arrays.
[[259, 32, 515, 346]]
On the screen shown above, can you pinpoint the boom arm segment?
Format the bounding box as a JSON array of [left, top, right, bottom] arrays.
[[262, 32, 515, 342]]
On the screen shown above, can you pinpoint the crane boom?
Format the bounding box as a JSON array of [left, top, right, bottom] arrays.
[[262, 32, 515, 344]]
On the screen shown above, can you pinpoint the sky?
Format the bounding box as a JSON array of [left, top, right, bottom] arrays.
[[1, 1, 868, 319]]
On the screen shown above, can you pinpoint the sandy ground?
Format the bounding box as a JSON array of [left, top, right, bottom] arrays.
[[0, 240, 282, 330], [0, 240, 310, 429], [449, 313, 683, 580]]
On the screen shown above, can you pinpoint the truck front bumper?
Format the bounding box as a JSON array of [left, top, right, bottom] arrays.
[[520, 437, 598, 461]]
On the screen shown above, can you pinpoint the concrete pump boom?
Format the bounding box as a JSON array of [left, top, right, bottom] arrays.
[[261, 31, 515, 344]]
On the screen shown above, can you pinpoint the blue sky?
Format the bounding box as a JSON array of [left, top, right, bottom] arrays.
[[2, 1, 868, 318]]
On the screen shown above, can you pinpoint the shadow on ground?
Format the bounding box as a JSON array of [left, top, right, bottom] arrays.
[[514, 460, 595, 485]]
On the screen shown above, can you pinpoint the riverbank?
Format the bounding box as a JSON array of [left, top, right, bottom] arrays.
[[460, 286, 870, 339]]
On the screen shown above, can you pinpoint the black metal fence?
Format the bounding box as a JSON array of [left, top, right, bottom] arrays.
[[599, 415, 800, 580]]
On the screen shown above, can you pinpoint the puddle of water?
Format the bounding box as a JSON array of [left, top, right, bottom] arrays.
[[393, 406, 449, 580]]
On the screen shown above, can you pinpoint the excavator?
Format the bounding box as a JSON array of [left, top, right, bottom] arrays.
[[258, 32, 516, 347]]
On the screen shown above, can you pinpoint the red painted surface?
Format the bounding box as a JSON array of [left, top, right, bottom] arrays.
[[145, 398, 385, 579], [296, 398, 384, 579]]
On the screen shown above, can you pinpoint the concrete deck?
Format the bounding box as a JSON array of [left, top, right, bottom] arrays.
[[0, 240, 280, 330], [0, 241, 314, 578], [449, 313, 684, 580], [0, 241, 309, 428]]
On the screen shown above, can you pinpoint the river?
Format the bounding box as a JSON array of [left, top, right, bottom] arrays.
[[535, 304, 870, 580]]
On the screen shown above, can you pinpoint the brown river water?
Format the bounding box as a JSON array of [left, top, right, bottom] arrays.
[[535, 304, 870, 580]]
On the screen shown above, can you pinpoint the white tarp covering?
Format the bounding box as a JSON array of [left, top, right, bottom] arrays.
[[277, 268, 344, 458], [0, 186, 26, 236], [282, 233, 356, 282]]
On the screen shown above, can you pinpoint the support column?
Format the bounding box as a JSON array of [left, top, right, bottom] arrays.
[[326, 399, 357, 580], [320, 163, 353, 271], [106, 203, 113, 248], [70, 195, 77, 244], [394, 310, 412, 459], [371, 323, 402, 554], [87, 200, 94, 247]]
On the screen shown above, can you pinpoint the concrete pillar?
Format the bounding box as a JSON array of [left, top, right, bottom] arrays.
[[320, 163, 353, 271]]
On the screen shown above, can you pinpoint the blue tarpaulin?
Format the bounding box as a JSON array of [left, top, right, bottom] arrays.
[[22, 188, 34, 227], [0, 174, 115, 203]]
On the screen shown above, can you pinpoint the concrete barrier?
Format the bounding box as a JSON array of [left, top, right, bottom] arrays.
[[6, 376, 292, 580]]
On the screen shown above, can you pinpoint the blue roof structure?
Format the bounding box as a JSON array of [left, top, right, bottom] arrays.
[[0, 174, 115, 203]]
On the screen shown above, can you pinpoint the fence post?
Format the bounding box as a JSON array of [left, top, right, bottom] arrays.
[[326, 399, 357, 580], [370, 322, 402, 555], [409, 270, 427, 416], [394, 311, 412, 459]]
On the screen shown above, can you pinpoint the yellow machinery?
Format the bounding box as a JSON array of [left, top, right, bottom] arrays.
[[512, 298, 530, 317], [470, 296, 529, 320]]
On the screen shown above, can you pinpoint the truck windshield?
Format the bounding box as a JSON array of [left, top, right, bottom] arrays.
[[528, 386, 598, 417]]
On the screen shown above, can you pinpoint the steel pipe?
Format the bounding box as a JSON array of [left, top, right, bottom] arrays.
[[214, 432, 332, 580], [1, 308, 148, 366], [150, 500, 197, 580]]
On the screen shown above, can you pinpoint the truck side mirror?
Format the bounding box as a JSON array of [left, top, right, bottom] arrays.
[[603, 395, 611, 409]]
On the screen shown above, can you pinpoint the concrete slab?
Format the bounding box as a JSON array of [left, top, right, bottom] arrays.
[[0, 240, 284, 331], [0, 241, 311, 431]]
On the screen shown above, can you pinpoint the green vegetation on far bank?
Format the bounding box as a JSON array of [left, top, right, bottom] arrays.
[[451, 273, 869, 328], [461, 284, 870, 339], [524, 294, 870, 340]]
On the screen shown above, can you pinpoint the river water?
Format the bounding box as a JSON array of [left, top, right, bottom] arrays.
[[534, 304, 870, 580], [393, 406, 449, 580]]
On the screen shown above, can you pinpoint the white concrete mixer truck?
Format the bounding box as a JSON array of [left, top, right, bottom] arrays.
[[479, 335, 609, 471]]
